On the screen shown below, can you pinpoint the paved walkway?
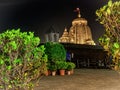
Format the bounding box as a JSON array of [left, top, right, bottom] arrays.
[[35, 69, 120, 90]]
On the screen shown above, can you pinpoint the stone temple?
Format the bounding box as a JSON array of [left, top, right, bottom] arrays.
[[59, 8, 95, 45]]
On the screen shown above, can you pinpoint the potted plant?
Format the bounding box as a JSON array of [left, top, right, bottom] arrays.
[[49, 64, 57, 76], [56, 61, 68, 76], [44, 42, 67, 75], [66, 62, 76, 75], [44, 62, 51, 76]]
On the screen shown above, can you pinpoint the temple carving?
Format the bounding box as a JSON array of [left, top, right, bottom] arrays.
[[59, 8, 95, 45]]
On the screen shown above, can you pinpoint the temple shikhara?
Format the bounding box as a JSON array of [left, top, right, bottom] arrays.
[[59, 8, 96, 45]]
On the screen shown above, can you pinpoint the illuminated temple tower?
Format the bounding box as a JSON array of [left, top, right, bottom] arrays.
[[59, 8, 95, 45]]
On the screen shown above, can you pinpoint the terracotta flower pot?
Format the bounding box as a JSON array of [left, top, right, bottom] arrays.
[[45, 70, 49, 76], [70, 69, 74, 74], [44, 70, 51, 76], [59, 69, 65, 76], [48, 70, 51, 75]]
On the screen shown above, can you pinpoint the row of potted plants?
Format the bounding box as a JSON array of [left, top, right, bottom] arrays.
[[45, 61, 76, 76], [43, 42, 76, 76]]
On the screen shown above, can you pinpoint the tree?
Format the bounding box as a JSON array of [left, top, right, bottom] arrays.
[[0, 29, 47, 90], [96, 0, 120, 70]]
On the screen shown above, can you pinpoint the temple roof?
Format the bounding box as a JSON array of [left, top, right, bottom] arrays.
[[72, 17, 87, 25], [72, 8, 88, 25]]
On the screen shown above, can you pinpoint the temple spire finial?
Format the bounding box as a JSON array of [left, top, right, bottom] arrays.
[[74, 8, 81, 18]]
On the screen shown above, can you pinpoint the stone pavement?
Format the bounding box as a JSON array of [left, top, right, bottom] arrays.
[[35, 69, 120, 90]]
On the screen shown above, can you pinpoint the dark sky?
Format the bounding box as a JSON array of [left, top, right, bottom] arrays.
[[0, 0, 118, 44]]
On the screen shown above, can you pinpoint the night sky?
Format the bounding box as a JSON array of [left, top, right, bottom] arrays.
[[0, 0, 118, 44]]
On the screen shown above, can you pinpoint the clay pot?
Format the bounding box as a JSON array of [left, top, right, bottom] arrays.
[[70, 69, 74, 74], [59, 69, 65, 76]]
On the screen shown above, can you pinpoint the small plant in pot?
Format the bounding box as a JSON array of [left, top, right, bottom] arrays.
[[49, 64, 57, 76], [44, 62, 51, 76], [56, 61, 68, 76], [66, 62, 76, 75]]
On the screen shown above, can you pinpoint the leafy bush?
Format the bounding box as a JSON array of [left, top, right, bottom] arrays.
[[49, 64, 57, 71], [96, 0, 120, 69], [67, 62, 76, 70], [0, 29, 47, 90], [56, 61, 68, 70], [44, 42, 66, 71], [44, 42, 66, 63]]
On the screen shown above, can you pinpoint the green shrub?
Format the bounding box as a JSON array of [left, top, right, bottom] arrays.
[[49, 64, 57, 71], [96, 0, 120, 69], [67, 62, 76, 70], [0, 29, 47, 90], [44, 42, 66, 63], [56, 61, 68, 70], [44, 42, 66, 71]]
